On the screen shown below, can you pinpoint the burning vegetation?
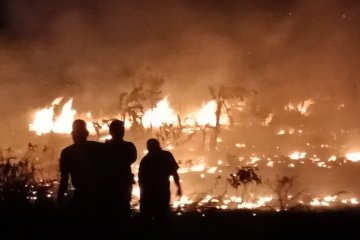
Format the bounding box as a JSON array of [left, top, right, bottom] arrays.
[[0, 1, 360, 216], [13, 80, 359, 213], [0, 1, 360, 239]]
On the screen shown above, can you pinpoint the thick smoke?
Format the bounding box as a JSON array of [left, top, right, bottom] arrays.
[[0, 0, 359, 147]]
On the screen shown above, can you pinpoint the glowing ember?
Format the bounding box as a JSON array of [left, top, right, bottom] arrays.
[[250, 155, 261, 164], [200, 195, 213, 204], [235, 143, 246, 148], [262, 113, 274, 126], [345, 152, 360, 162], [267, 161, 274, 167], [324, 196, 337, 202], [317, 162, 327, 168], [190, 164, 206, 172], [237, 196, 272, 209], [207, 166, 217, 173], [277, 129, 286, 135], [173, 195, 193, 208], [288, 152, 307, 160], [310, 198, 329, 206]]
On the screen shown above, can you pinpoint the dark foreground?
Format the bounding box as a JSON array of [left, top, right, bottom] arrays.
[[1, 204, 359, 240]]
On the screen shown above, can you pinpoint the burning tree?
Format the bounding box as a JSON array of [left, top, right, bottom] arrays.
[[119, 86, 145, 130], [274, 176, 297, 211], [119, 73, 164, 130], [208, 85, 253, 150], [155, 118, 182, 146]]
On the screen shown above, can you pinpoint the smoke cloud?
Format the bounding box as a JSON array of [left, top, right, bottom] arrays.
[[0, 0, 359, 146]]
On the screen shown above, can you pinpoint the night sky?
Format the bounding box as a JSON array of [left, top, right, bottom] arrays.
[[0, 0, 359, 145]]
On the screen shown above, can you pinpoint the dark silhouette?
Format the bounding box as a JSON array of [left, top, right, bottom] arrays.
[[104, 119, 137, 234], [138, 138, 182, 233], [57, 119, 105, 236]]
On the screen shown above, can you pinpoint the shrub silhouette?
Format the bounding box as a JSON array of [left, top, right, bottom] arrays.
[[227, 166, 262, 202]]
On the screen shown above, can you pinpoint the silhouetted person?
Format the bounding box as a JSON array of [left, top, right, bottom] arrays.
[[138, 138, 182, 234], [104, 119, 137, 234], [57, 119, 105, 237]]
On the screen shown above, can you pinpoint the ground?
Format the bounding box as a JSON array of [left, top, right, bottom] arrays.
[[1, 204, 359, 239]]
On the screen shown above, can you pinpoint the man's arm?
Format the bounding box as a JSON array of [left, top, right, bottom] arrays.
[[57, 172, 69, 207], [129, 142, 137, 164], [57, 152, 69, 207], [172, 171, 182, 197], [168, 151, 182, 196]]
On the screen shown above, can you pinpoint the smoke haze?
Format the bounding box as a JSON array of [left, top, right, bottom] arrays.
[[0, 0, 359, 145]]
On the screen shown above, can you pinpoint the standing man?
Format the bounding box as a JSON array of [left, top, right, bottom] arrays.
[[104, 119, 137, 227], [138, 138, 182, 233], [57, 119, 105, 235]]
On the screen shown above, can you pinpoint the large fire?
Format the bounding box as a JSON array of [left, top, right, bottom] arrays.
[[27, 97, 360, 211], [29, 97, 229, 136], [29, 97, 76, 135]]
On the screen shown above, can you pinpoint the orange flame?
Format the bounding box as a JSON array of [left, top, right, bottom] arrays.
[[285, 99, 314, 116], [142, 97, 178, 128], [29, 98, 76, 135], [29, 97, 231, 136]]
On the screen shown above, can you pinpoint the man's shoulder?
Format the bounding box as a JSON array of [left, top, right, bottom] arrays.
[[61, 141, 103, 153], [107, 139, 136, 149], [61, 144, 76, 154], [161, 150, 173, 157], [140, 154, 150, 163], [123, 140, 136, 148], [86, 140, 104, 146], [60, 144, 76, 163]]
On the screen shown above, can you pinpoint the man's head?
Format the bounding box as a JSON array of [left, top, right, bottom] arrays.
[[71, 119, 89, 143], [109, 119, 125, 140], [147, 138, 161, 153]]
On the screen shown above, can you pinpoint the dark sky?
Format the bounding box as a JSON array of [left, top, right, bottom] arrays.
[[0, 0, 360, 145]]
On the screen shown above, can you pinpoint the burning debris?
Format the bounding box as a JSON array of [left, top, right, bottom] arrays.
[[285, 99, 315, 116]]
